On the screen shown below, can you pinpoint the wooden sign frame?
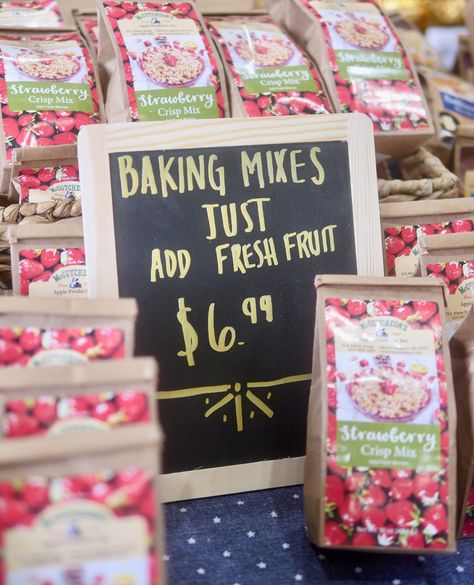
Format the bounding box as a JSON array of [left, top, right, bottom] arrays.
[[79, 114, 383, 502]]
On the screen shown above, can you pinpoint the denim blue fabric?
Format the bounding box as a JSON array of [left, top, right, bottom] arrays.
[[164, 485, 473, 585]]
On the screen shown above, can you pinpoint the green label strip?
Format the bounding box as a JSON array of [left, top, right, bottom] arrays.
[[239, 65, 318, 94], [7, 81, 93, 112], [335, 49, 409, 81], [136, 86, 218, 121], [337, 420, 440, 471]]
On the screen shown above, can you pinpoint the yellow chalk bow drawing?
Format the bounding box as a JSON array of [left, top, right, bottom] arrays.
[[157, 373, 311, 432]]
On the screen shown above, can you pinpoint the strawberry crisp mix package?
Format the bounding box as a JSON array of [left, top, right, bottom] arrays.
[[0, 0, 65, 30], [75, 12, 99, 56], [0, 357, 157, 438], [420, 232, 474, 339], [0, 425, 165, 583], [9, 220, 86, 297], [306, 275, 456, 552], [380, 199, 474, 277], [267, 0, 433, 157], [0, 31, 103, 186], [450, 307, 474, 538], [206, 16, 333, 117], [9, 144, 79, 203], [0, 297, 137, 366], [98, 0, 228, 122]]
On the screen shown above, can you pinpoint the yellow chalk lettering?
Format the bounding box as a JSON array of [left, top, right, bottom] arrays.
[[150, 249, 164, 282], [141, 156, 158, 195], [310, 146, 325, 185], [158, 155, 176, 197], [202, 203, 219, 241], [186, 155, 206, 191], [290, 149, 305, 184], [118, 155, 139, 198], [241, 151, 265, 189], [274, 149, 288, 183], [208, 154, 226, 196], [215, 243, 229, 275]]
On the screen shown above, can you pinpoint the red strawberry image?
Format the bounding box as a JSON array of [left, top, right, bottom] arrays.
[[352, 531, 376, 547], [399, 529, 425, 549], [20, 258, 44, 281], [40, 249, 61, 269], [60, 248, 84, 266], [391, 305, 414, 320], [0, 339, 23, 364], [5, 413, 37, 437], [439, 482, 449, 505], [33, 397, 57, 425], [339, 494, 361, 527], [23, 478, 49, 510], [412, 473, 439, 506], [401, 226, 416, 243], [386, 500, 420, 529], [324, 521, 347, 546], [391, 468, 413, 480], [117, 391, 148, 422], [428, 537, 447, 549], [345, 472, 366, 492], [422, 504, 447, 537], [360, 485, 386, 508], [390, 478, 413, 501], [444, 263, 463, 282], [412, 301, 438, 323], [70, 335, 95, 355], [451, 219, 473, 233], [92, 402, 116, 422], [325, 475, 344, 512], [19, 328, 41, 352], [377, 524, 397, 547], [0, 497, 29, 528], [371, 469, 392, 489], [385, 236, 405, 256], [347, 300, 366, 316], [361, 507, 386, 531]]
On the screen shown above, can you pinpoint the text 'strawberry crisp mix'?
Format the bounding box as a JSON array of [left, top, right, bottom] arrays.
[[306, 276, 456, 553], [0, 427, 163, 583], [0, 32, 103, 166], [268, 0, 433, 156], [10, 221, 87, 298], [0, 358, 157, 438], [206, 16, 332, 117], [0, 297, 137, 366], [100, 0, 227, 121], [380, 199, 474, 277], [420, 232, 474, 339], [0, 0, 63, 29]]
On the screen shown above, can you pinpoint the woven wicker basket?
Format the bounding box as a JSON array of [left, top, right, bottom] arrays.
[[377, 148, 460, 203]]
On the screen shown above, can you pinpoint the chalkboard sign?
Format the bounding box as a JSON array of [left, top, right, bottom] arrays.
[[79, 114, 383, 500]]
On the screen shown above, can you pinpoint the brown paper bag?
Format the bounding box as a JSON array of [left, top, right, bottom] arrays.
[[98, 0, 229, 122], [0, 31, 104, 191], [0, 424, 166, 584], [9, 144, 79, 203], [0, 296, 137, 366], [456, 34, 474, 84], [306, 275, 456, 553], [420, 232, 474, 339], [9, 219, 86, 297], [449, 306, 474, 538], [266, 0, 434, 158], [0, 356, 157, 437], [380, 199, 474, 276], [206, 15, 333, 117]]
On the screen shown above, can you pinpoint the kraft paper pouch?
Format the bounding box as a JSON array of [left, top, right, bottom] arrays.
[[0, 31, 104, 190], [380, 199, 474, 277], [9, 220, 86, 297], [206, 15, 333, 117], [418, 68, 474, 165], [388, 10, 442, 71], [0, 296, 137, 366], [0, 425, 166, 584], [266, 0, 434, 158], [449, 306, 474, 538], [306, 275, 457, 553], [98, 0, 229, 122], [74, 12, 99, 56], [454, 125, 474, 197], [0, 356, 157, 437], [0, 0, 65, 29], [420, 232, 474, 339], [9, 144, 79, 203]]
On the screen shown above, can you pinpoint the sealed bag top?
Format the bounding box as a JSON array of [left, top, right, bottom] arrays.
[[0, 0, 64, 29], [0, 31, 103, 163], [206, 15, 333, 116]]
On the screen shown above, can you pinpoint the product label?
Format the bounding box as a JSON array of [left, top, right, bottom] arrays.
[[2, 468, 156, 582], [0, 327, 125, 366], [0, 0, 63, 28], [429, 73, 474, 137], [426, 260, 474, 337], [384, 219, 474, 276], [116, 7, 218, 120], [4, 388, 150, 437], [440, 92, 474, 120], [19, 247, 86, 297], [2, 40, 93, 112], [29, 180, 81, 203], [324, 297, 449, 550], [18, 164, 80, 203]]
